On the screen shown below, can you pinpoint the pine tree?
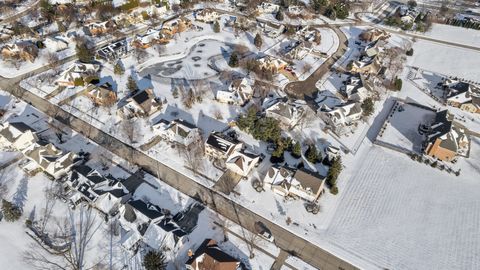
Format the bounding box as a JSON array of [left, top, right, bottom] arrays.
[[291, 141, 302, 158], [172, 87, 179, 98], [127, 75, 138, 93], [361, 98, 374, 117], [213, 20, 220, 33], [306, 144, 319, 163], [76, 41, 94, 63], [114, 62, 125, 75], [1, 199, 22, 222], [228, 51, 239, 67], [143, 250, 167, 270], [254, 33, 263, 49], [275, 11, 284, 21], [326, 157, 342, 187]]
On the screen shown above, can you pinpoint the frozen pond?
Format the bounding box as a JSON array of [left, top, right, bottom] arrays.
[[141, 39, 233, 80]]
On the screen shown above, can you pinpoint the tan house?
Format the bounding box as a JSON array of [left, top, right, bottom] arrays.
[[185, 239, 240, 270], [23, 143, 81, 179], [263, 166, 326, 202], [84, 20, 116, 36], [1, 41, 39, 62], [85, 82, 117, 107], [257, 56, 288, 73], [422, 110, 470, 162], [161, 17, 191, 37], [348, 55, 382, 75], [443, 79, 480, 114], [118, 88, 161, 118], [359, 28, 390, 43]]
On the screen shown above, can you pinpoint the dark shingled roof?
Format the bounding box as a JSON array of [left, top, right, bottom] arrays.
[[132, 90, 149, 105], [128, 199, 164, 220], [426, 110, 452, 144], [185, 239, 239, 265], [206, 132, 240, 153]]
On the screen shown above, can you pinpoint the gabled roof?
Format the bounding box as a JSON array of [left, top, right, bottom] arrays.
[[205, 132, 241, 154], [185, 239, 239, 267], [128, 199, 164, 220], [292, 168, 325, 195]]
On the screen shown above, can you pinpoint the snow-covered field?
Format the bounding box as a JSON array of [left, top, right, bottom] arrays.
[[407, 40, 480, 82], [424, 23, 480, 48], [321, 142, 480, 270]]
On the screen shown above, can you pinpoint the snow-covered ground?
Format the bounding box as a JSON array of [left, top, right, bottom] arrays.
[[425, 23, 480, 48]]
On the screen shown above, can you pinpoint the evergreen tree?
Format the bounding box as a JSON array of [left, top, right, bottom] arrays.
[[127, 75, 138, 92], [275, 11, 284, 21], [291, 141, 302, 158], [172, 87, 179, 98], [394, 77, 403, 91], [270, 144, 285, 163], [252, 117, 281, 143], [76, 40, 94, 63], [143, 250, 167, 270], [326, 157, 342, 187], [213, 20, 220, 33], [306, 144, 320, 163], [1, 199, 22, 222], [114, 62, 125, 75], [237, 107, 257, 132], [228, 51, 239, 67], [254, 33, 263, 49], [361, 98, 374, 117]]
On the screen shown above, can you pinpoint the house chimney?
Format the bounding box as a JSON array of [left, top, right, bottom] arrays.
[[187, 249, 193, 257]]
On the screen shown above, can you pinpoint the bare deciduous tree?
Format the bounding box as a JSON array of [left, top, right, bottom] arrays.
[[121, 118, 139, 144], [182, 144, 204, 175], [24, 206, 101, 270]]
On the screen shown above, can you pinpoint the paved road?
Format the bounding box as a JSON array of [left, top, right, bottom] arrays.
[[0, 0, 39, 25], [283, 26, 348, 99]]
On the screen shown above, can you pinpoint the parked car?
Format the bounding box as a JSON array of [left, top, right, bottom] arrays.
[[254, 221, 274, 242]]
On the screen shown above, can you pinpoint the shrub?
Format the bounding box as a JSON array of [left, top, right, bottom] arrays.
[[394, 77, 403, 91], [275, 11, 284, 21], [305, 144, 320, 163], [326, 157, 342, 187], [330, 185, 339, 195], [361, 98, 374, 117], [228, 51, 239, 67], [291, 141, 302, 159], [254, 33, 263, 49], [406, 48, 414, 56], [114, 62, 125, 75], [74, 77, 84, 86], [1, 200, 22, 222], [213, 20, 220, 33]]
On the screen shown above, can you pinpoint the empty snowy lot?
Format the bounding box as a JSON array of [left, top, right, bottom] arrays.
[[408, 40, 480, 82], [322, 141, 480, 270]]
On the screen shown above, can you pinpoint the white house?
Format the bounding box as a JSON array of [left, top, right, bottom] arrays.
[[257, 2, 280, 14], [265, 101, 305, 129], [263, 166, 326, 202], [341, 75, 372, 102], [216, 78, 254, 106], [153, 119, 201, 147], [0, 121, 38, 151], [225, 150, 260, 177], [204, 132, 243, 160], [195, 9, 220, 23], [133, 28, 161, 48], [23, 143, 81, 179], [55, 62, 101, 88], [319, 102, 363, 130], [44, 36, 69, 52], [288, 5, 304, 15]]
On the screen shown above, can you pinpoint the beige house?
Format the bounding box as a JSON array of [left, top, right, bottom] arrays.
[[23, 143, 81, 179], [263, 166, 326, 202], [85, 82, 117, 107], [359, 28, 390, 43], [118, 88, 161, 118], [195, 9, 220, 23], [225, 150, 260, 177], [1, 41, 39, 62]]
